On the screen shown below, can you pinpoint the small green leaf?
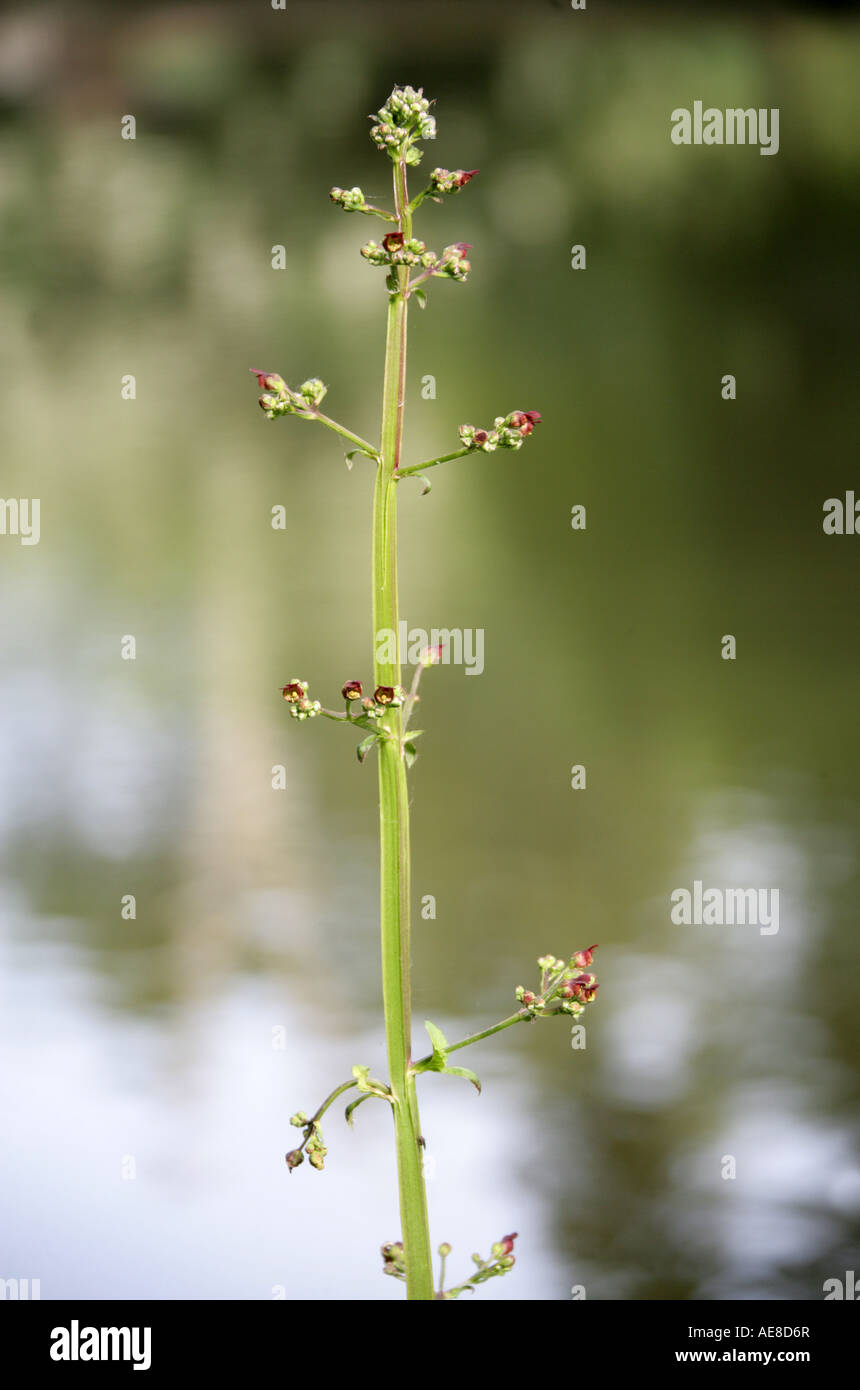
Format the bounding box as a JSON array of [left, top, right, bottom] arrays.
[[421, 475, 432, 496], [443, 1064, 482, 1094], [345, 1093, 374, 1127], [424, 1020, 449, 1069], [352, 1064, 372, 1091], [413, 288, 427, 310], [403, 741, 418, 769], [357, 733, 379, 764]]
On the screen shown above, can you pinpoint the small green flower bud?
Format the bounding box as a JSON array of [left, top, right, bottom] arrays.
[[430, 167, 479, 196], [434, 242, 471, 282], [329, 186, 368, 213], [289, 1111, 307, 1128], [299, 378, 327, 408], [438, 1242, 452, 1257]]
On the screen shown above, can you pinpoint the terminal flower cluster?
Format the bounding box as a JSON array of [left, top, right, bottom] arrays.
[[459, 410, 542, 453], [370, 84, 436, 165], [516, 948, 600, 1019], [253, 372, 327, 420]]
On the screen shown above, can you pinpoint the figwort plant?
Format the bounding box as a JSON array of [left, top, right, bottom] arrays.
[[251, 86, 599, 1301]]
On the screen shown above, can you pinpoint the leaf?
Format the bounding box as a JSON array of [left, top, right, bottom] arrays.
[[413, 288, 427, 310], [421, 475, 432, 496], [403, 741, 418, 770], [345, 1093, 374, 1127], [442, 1064, 482, 1094], [356, 733, 379, 764], [349, 1065, 392, 1103], [345, 450, 358, 471], [424, 1020, 449, 1070]]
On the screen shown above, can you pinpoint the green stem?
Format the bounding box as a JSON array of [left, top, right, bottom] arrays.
[[311, 410, 381, 461], [396, 447, 472, 480], [373, 156, 434, 1302], [411, 1012, 529, 1072]]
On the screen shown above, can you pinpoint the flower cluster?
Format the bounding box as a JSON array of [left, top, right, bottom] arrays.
[[361, 232, 436, 269], [381, 1234, 517, 1298], [458, 410, 542, 452], [329, 185, 369, 213], [286, 1112, 327, 1173], [360, 233, 471, 285], [281, 679, 322, 721], [433, 242, 471, 281], [515, 948, 600, 1019], [380, 1241, 406, 1279], [252, 371, 327, 420], [429, 167, 479, 196], [370, 85, 436, 165], [341, 680, 406, 719]]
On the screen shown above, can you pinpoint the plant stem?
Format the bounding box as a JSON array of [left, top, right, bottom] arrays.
[[311, 411, 381, 461], [411, 1012, 530, 1073], [396, 447, 473, 480], [373, 157, 434, 1301]]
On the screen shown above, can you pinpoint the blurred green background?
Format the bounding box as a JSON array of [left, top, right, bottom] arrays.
[[0, 0, 858, 1299]]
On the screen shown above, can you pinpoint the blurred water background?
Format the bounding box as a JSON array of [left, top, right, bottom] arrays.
[[0, 0, 858, 1299]]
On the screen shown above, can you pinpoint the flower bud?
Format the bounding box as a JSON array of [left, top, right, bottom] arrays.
[[285, 1148, 304, 1171], [250, 369, 286, 392], [498, 1233, 518, 1255], [573, 943, 598, 969], [299, 378, 327, 408], [430, 167, 479, 195], [329, 186, 367, 213], [289, 1111, 307, 1128], [342, 680, 363, 701], [508, 409, 542, 437], [434, 242, 471, 281], [438, 1242, 452, 1257]]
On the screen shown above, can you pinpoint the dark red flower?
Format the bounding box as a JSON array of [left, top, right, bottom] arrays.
[[570, 974, 598, 1004], [383, 232, 405, 253], [510, 410, 542, 436], [498, 1233, 518, 1256], [474, 429, 489, 444], [250, 368, 283, 391], [342, 680, 363, 701], [281, 683, 305, 704], [455, 169, 479, 188], [573, 943, 597, 969], [373, 685, 396, 705]]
